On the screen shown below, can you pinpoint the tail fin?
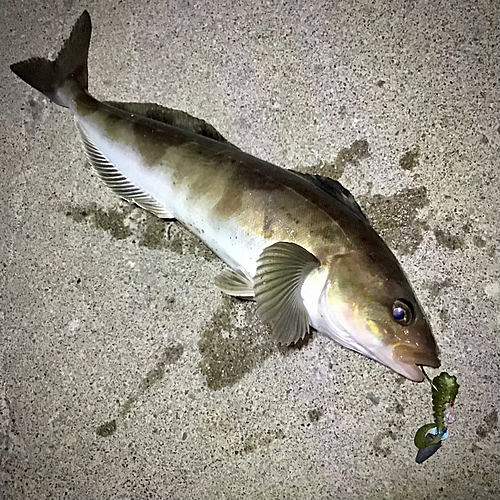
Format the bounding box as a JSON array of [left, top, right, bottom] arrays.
[[10, 10, 91, 107]]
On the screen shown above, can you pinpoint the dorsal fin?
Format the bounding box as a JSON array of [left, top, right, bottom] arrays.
[[292, 171, 368, 221], [104, 101, 234, 145]]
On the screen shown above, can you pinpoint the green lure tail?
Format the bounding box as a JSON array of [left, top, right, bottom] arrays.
[[414, 371, 459, 450]]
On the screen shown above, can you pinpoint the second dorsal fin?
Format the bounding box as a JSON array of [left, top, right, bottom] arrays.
[[292, 171, 368, 221], [105, 101, 233, 145]]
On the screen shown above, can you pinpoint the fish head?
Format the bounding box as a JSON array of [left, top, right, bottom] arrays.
[[316, 250, 440, 381]]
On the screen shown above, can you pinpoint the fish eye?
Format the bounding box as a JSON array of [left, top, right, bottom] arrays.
[[392, 299, 414, 326]]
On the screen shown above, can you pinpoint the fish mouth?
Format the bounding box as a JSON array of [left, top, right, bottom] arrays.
[[392, 345, 441, 382], [393, 345, 441, 367]]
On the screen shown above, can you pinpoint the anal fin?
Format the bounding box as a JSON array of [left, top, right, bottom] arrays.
[[77, 124, 174, 219]]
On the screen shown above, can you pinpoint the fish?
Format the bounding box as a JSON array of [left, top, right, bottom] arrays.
[[11, 11, 440, 381]]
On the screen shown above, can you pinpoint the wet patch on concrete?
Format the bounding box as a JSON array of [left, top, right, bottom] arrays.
[[198, 296, 276, 390], [96, 344, 184, 437], [28, 98, 44, 122], [23, 97, 45, 136], [372, 428, 397, 457], [473, 235, 487, 248], [399, 148, 419, 171], [438, 308, 451, 323], [476, 410, 498, 439], [295, 139, 370, 179], [295, 152, 434, 256], [96, 419, 117, 438], [307, 408, 323, 422], [139, 215, 167, 250], [0, 392, 26, 464], [427, 278, 452, 298], [332, 139, 371, 178], [161, 222, 218, 261], [240, 428, 285, 454], [282, 330, 314, 351], [61, 202, 217, 260], [433, 228, 465, 251], [63, 202, 134, 240], [359, 186, 430, 255]]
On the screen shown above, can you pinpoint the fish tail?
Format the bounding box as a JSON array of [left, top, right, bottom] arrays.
[[10, 10, 91, 108]]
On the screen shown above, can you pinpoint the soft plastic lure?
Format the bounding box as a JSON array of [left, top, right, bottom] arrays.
[[414, 371, 459, 462]]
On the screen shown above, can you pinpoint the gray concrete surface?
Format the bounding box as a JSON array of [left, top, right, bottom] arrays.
[[1, 0, 498, 498]]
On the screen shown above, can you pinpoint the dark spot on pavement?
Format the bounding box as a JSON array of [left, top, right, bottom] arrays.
[[198, 296, 276, 390], [28, 98, 44, 123], [399, 148, 419, 170], [434, 228, 464, 250], [372, 429, 397, 457], [63, 202, 133, 240], [242, 429, 285, 454], [139, 215, 167, 249], [120, 344, 184, 416], [439, 308, 450, 323], [333, 140, 370, 178], [282, 330, 314, 351], [96, 419, 117, 437], [139, 213, 217, 261], [476, 410, 498, 439], [61, 202, 217, 260], [63, 0, 75, 11], [161, 221, 218, 261], [96, 344, 184, 437], [308, 408, 323, 421], [294, 140, 370, 179], [427, 278, 452, 298], [367, 393, 380, 405], [359, 186, 430, 255], [473, 235, 486, 248]]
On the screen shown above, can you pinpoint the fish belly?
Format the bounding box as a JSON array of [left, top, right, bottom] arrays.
[[74, 109, 268, 277]]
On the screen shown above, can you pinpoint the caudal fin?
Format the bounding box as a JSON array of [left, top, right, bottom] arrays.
[[10, 10, 91, 107]]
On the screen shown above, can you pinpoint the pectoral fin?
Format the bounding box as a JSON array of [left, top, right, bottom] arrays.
[[215, 269, 255, 298], [254, 242, 320, 345]]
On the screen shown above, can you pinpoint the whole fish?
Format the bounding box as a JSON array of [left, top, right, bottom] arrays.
[[11, 11, 440, 381]]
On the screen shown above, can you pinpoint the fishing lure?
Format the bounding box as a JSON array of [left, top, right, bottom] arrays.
[[414, 371, 459, 463]]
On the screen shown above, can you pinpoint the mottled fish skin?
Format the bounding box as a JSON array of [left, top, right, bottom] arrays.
[[72, 91, 354, 273], [11, 11, 441, 381]]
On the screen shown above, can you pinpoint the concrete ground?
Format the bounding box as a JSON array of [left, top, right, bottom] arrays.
[[1, 0, 498, 498]]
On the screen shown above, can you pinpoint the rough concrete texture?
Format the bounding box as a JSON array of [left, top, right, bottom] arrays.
[[1, 0, 499, 499]]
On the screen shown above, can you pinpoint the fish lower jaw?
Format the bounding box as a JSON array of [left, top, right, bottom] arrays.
[[359, 343, 426, 381], [313, 314, 426, 381], [385, 359, 425, 382]]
